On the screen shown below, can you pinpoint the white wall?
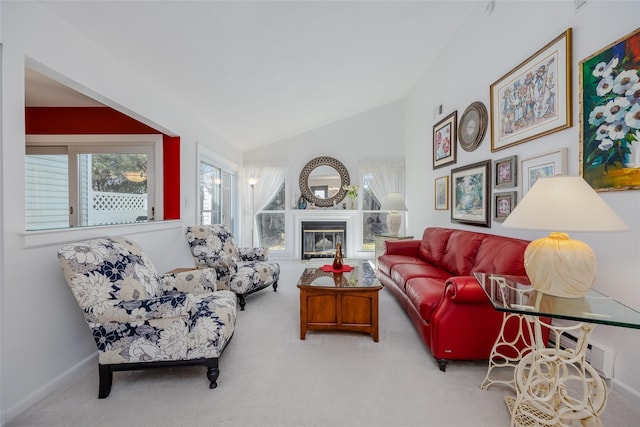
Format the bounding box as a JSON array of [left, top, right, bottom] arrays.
[[404, 0, 640, 399], [244, 99, 404, 175], [0, 2, 241, 422], [243, 100, 406, 256], [0, 5, 5, 424], [2, 0, 639, 422]]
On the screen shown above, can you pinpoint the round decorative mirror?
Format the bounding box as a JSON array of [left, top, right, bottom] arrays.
[[299, 156, 350, 207]]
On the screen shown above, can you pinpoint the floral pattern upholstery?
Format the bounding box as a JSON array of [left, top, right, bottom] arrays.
[[185, 225, 280, 310], [57, 236, 236, 397]]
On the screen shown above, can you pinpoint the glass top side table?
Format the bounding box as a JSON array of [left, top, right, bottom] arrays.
[[474, 272, 640, 329], [473, 272, 640, 427]]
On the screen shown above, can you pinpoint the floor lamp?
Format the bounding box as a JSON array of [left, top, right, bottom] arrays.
[[247, 177, 259, 246]]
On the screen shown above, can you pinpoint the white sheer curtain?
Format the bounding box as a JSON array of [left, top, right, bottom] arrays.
[[243, 165, 286, 247], [360, 162, 406, 204]]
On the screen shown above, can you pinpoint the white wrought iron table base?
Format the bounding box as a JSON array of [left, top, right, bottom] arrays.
[[506, 319, 607, 427], [481, 311, 533, 392]]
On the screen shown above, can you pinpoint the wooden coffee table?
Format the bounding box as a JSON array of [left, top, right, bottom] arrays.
[[297, 260, 382, 342]]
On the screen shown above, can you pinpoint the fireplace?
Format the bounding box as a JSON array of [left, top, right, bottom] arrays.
[[301, 221, 346, 260]]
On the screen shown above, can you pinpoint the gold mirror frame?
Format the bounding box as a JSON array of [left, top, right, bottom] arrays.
[[299, 156, 350, 207]]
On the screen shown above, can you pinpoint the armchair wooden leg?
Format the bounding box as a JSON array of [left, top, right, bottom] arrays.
[[96, 358, 226, 397], [98, 365, 113, 398], [273, 281, 278, 291], [436, 359, 448, 372], [205, 359, 220, 389]]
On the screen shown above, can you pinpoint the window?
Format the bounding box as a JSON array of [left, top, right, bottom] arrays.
[[361, 175, 388, 251], [256, 182, 285, 250], [25, 149, 69, 230], [359, 162, 406, 250], [199, 159, 238, 235], [25, 135, 162, 231]]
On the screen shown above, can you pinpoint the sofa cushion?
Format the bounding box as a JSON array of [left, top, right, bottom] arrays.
[[404, 277, 447, 322], [440, 231, 484, 276], [390, 263, 451, 291], [472, 235, 528, 276], [378, 254, 425, 277], [417, 228, 454, 267]]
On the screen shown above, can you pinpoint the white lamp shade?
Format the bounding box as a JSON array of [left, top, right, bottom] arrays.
[[381, 193, 408, 212], [502, 175, 628, 298], [502, 176, 628, 232]]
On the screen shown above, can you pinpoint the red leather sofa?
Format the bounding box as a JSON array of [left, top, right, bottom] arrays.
[[377, 227, 531, 371]]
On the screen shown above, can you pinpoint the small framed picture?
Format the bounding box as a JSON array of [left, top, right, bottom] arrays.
[[434, 176, 449, 210], [520, 148, 568, 196], [451, 160, 491, 227], [494, 191, 517, 222], [433, 111, 457, 169], [494, 155, 517, 188]]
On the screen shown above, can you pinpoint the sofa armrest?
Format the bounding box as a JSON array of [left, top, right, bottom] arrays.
[[444, 276, 490, 304], [383, 239, 421, 256]]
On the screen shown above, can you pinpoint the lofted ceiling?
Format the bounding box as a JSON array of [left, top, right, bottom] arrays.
[[26, 1, 476, 151]]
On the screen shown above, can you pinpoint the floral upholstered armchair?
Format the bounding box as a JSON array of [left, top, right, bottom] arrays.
[[57, 236, 236, 398], [185, 224, 280, 311]]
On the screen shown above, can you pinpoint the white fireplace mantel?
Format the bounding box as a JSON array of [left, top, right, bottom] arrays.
[[291, 209, 360, 259]]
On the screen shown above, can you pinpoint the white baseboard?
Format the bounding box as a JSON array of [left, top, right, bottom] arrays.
[[612, 377, 640, 405], [3, 352, 97, 425]]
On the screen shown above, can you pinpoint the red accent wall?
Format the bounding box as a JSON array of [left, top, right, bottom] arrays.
[[162, 136, 181, 219], [25, 107, 180, 220]]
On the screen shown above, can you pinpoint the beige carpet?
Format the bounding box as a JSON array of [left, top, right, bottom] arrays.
[[7, 260, 640, 427]]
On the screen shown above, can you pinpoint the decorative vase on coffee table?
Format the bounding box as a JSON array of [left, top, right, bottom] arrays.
[[332, 242, 343, 270], [333, 272, 344, 287]]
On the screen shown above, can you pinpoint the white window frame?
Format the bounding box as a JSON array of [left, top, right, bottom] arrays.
[[256, 180, 286, 252], [197, 144, 240, 237], [26, 134, 163, 228]]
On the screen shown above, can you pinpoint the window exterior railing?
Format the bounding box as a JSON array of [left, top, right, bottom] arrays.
[[86, 191, 148, 225]]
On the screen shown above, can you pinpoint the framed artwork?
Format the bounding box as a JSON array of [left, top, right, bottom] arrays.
[[434, 176, 449, 210], [490, 28, 572, 152], [458, 101, 488, 152], [433, 111, 457, 169], [520, 148, 568, 196], [579, 27, 640, 192], [494, 155, 517, 188], [494, 191, 517, 222], [451, 160, 491, 227]]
